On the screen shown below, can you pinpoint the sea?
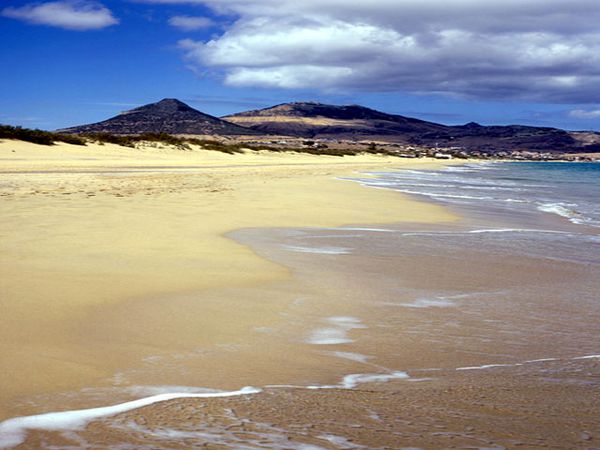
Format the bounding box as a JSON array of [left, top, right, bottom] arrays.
[[355, 161, 600, 264], [360, 161, 600, 228]]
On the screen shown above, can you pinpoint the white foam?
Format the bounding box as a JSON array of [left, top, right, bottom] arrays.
[[0, 387, 260, 449], [304, 371, 409, 390], [461, 185, 523, 192], [455, 364, 515, 371], [397, 228, 573, 238], [443, 166, 477, 173], [282, 245, 351, 255], [467, 228, 570, 235], [303, 234, 364, 239], [307, 328, 353, 345], [392, 189, 494, 200], [327, 316, 364, 326], [454, 353, 599, 373], [537, 202, 583, 224], [573, 354, 600, 360], [326, 227, 395, 233], [327, 351, 371, 363], [397, 291, 486, 309], [399, 297, 456, 308], [307, 317, 366, 345], [267, 371, 410, 391], [524, 358, 559, 363], [340, 372, 409, 389]]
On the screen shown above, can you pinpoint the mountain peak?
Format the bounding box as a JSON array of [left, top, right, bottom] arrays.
[[158, 98, 183, 104], [155, 98, 192, 108], [119, 98, 195, 116], [60, 98, 255, 136]]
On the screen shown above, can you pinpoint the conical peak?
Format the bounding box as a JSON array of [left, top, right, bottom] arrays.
[[156, 98, 187, 107], [138, 98, 195, 113]]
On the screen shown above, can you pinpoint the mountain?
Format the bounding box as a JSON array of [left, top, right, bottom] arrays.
[[224, 102, 599, 153], [58, 98, 600, 153], [223, 102, 446, 139], [59, 98, 255, 136]]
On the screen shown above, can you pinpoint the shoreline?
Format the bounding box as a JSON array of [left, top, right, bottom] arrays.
[[3, 350, 599, 449], [1, 141, 599, 448], [0, 140, 459, 419]]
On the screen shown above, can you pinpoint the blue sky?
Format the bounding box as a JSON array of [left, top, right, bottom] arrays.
[[1, 0, 600, 131]]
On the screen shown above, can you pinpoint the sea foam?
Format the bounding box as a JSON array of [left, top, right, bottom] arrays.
[[537, 202, 581, 222], [0, 387, 260, 449], [327, 351, 371, 363], [282, 245, 352, 255], [398, 297, 456, 308], [307, 317, 367, 345]]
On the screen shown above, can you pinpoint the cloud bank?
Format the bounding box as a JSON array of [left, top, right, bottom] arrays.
[[569, 109, 600, 119], [173, 0, 600, 103], [2, 0, 118, 31]]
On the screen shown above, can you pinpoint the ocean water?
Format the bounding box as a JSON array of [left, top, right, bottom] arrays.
[[353, 162, 600, 267], [361, 162, 600, 229]]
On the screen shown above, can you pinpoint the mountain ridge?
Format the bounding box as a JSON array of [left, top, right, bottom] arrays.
[[224, 102, 599, 153], [224, 102, 445, 137], [58, 98, 600, 153]]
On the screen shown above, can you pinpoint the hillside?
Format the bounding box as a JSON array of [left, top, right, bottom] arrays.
[[225, 102, 600, 153], [59, 98, 255, 136], [223, 102, 446, 139], [54, 99, 600, 154]]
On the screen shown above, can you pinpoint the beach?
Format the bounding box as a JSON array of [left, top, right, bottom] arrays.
[[1, 140, 599, 449]]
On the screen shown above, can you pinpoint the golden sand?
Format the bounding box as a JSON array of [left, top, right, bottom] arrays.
[[0, 139, 457, 420]]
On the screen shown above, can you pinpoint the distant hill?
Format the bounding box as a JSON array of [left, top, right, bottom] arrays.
[[58, 98, 600, 153], [59, 98, 255, 136], [224, 102, 600, 153], [223, 102, 445, 138]]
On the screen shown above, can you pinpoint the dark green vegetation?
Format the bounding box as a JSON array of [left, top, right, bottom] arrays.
[[0, 125, 86, 146]]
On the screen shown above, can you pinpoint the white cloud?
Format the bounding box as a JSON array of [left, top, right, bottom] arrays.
[[134, 0, 206, 3], [170, 0, 600, 102], [569, 109, 600, 119], [226, 65, 355, 89], [2, 1, 118, 31], [168, 15, 214, 31]]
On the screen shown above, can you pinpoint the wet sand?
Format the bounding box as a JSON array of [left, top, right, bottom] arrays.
[[0, 141, 452, 420], [1, 140, 599, 448], [7, 220, 600, 448], [22, 367, 598, 449]]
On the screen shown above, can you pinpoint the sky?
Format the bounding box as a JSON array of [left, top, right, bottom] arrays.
[[1, 0, 600, 131]]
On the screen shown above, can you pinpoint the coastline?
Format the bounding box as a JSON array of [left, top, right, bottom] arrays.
[[1, 142, 599, 448], [0, 140, 458, 420]]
